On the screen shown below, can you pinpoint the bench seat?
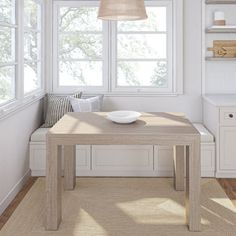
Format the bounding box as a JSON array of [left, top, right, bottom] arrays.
[[30, 123, 215, 177], [31, 128, 49, 142], [193, 123, 214, 143]]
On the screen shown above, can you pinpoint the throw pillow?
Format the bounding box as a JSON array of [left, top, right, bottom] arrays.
[[69, 95, 104, 112], [42, 92, 82, 128]]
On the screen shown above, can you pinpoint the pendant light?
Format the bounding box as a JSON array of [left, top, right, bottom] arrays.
[[98, 0, 148, 21]]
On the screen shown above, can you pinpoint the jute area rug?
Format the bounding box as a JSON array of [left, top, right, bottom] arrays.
[[0, 178, 236, 236]]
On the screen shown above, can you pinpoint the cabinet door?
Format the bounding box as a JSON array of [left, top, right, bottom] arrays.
[[220, 127, 236, 170], [92, 145, 153, 172]]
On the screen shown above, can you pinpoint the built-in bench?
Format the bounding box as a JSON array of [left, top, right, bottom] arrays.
[[30, 123, 215, 177]]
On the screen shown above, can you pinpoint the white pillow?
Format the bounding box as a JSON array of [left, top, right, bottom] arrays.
[[69, 95, 104, 112]]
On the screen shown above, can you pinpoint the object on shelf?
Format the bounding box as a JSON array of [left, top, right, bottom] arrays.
[[207, 40, 236, 57], [214, 11, 226, 25]]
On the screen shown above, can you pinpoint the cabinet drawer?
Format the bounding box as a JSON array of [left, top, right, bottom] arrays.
[[220, 108, 236, 125]]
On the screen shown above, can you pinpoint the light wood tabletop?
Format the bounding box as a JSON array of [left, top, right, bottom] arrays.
[[46, 112, 201, 232], [48, 112, 199, 145]]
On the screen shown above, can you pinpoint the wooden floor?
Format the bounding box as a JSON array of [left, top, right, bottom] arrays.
[[218, 178, 236, 207], [0, 177, 37, 230], [0, 177, 235, 230]]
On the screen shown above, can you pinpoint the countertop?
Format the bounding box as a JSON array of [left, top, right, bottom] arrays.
[[203, 94, 236, 107]]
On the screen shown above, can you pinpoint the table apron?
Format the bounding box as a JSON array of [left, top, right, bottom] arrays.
[[46, 135, 199, 146]]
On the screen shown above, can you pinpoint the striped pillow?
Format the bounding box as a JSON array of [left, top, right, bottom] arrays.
[[42, 92, 82, 128]]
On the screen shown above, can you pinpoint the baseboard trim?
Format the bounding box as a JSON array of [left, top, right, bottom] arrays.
[[202, 170, 215, 177], [0, 169, 31, 215], [216, 171, 236, 178], [31, 170, 46, 177]]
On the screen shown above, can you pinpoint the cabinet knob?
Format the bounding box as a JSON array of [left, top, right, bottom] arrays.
[[229, 114, 234, 118]]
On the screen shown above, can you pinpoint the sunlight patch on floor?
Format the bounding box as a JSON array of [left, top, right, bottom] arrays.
[[116, 198, 186, 225], [211, 198, 236, 213], [202, 205, 235, 226], [72, 209, 108, 236]]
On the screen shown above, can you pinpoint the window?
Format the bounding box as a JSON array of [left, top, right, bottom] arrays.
[[24, 0, 43, 94], [0, 0, 44, 114], [113, 4, 172, 93], [54, 1, 108, 92], [0, 0, 16, 105], [53, 0, 182, 95]]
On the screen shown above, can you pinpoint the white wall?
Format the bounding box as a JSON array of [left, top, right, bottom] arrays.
[[0, 100, 43, 214], [204, 4, 236, 94], [103, 0, 202, 122], [0, 0, 202, 214]]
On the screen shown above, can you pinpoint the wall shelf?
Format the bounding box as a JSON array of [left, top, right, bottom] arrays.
[[203, 0, 236, 95], [206, 27, 236, 33], [206, 0, 236, 4], [206, 57, 236, 61]]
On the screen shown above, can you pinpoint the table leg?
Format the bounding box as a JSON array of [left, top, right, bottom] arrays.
[[186, 139, 201, 231], [173, 145, 185, 191], [46, 141, 62, 230], [64, 145, 76, 190]]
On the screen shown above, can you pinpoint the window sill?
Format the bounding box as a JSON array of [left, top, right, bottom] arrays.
[[0, 91, 45, 121], [82, 92, 182, 97]]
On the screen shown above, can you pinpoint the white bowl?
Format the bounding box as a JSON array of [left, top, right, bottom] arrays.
[[107, 111, 141, 124]]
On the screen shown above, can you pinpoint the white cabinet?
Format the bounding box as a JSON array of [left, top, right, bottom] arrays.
[[203, 95, 236, 177], [220, 127, 236, 170], [220, 108, 236, 126], [154, 144, 215, 177], [154, 146, 174, 176], [91, 145, 154, 176], [30, 144, 91, 176], [30, 124, 215, 177]]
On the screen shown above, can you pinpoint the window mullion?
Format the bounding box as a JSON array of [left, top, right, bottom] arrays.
[[103, 20, 110, 92], [110, 20, 117, 92], [53, 3, 59, 92], [118, 59, 168, 61], [15, 0, 24, 102], [23, 0, 44, 95], [107, 21, 110, 92], [0, 23, 17, 28], [24, 27, 41, 33], [117, 31, 167, 34], [0, 62, 17, 67]]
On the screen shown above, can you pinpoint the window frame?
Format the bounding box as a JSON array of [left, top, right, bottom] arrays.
[[0, 0, 45, 117], [0, 0, 18, 106], [53, 0, 109, 94], [23, 0, 44, 96], [111, 0, 174, 94], [52, 0, 183, 96]]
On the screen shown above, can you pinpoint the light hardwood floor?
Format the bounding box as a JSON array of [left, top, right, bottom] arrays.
[[0, 177, 37, 230], [0, 177, 235, 230], [218, 178, 236, 208]]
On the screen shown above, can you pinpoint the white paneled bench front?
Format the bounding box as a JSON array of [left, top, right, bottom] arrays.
[[30, 123, 215, 177]]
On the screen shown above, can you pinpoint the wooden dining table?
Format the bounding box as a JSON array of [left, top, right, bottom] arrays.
[[46, 112, 201, 231]]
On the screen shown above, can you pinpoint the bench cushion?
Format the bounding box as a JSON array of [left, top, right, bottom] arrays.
[[193, 123, 214, 143], [31, 128, 49, 142]]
